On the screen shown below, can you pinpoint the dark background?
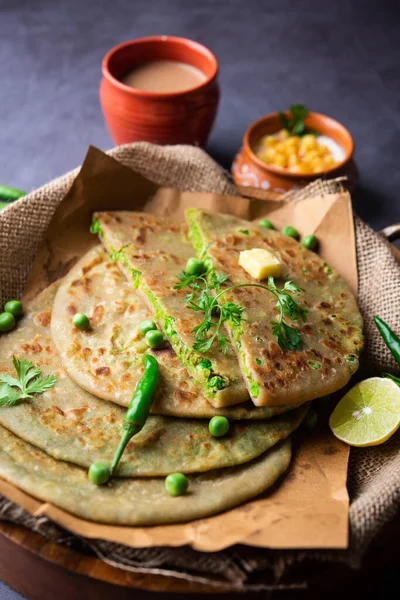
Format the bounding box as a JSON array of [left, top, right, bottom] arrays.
[[0, 0, 399, 598], [1, 0, 400, 230]]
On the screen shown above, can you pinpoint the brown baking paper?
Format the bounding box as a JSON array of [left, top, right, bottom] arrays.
[[0, 146, 356, 551]]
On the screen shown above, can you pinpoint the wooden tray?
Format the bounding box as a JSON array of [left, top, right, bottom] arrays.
[[0, 186, 399, 599]]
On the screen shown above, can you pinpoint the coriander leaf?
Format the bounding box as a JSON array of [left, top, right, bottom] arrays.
[[173, 270, 200, 290], [0, 385, 22, 407], [283, 280, 304, 294], [27, 374, 57, 395], [291, 120, 305, 136], [279, 112, 290, 129], [13, 356, 36, 384], [193, 337, 214, 353], [216, 331, 230, 354], [290, 104, 308, 120], [0, 374, 20, 388], [208, 271, 228, 292], [0, 356, 57, 407], [220, 302, 243, 326], [271, 321, 303, 352]]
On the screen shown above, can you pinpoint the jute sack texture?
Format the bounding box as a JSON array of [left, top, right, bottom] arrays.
[[0, 143, 399, 589]]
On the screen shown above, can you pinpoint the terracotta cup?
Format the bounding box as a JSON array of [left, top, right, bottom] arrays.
[[232, 111, 358, 192], [100, 36, 220, 146]]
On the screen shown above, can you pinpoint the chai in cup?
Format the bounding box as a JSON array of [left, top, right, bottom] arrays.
[[120, 60, 207, 93], [100, 36, 220, 146]]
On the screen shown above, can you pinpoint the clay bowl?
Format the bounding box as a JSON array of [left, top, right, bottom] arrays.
[[100, 36, 220, 146], [232, 111, 358, 192]]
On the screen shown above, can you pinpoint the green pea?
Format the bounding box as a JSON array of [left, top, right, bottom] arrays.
[[259, 218, 275, 230], [303, 409, 318, 429], [145, 329, 164, 349], [4, 300, 23, 317], [281, 225, 300, 240], [186, 257, 206, 276], [0, 312, 16, 333], [165, 472, 189, 496], [139, 319, 157, 336], [88, 462, 110, 485], [209, 416, 230, 437], [72, 313, 90, 330], [302, 234, 318, 250]]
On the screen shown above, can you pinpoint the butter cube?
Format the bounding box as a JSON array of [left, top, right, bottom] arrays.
[[238, 248, 281, 280]]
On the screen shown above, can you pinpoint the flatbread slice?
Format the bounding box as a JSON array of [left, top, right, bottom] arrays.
[[51, 246, 299, 420], [94, 212, 248, 408], [0, 425, 291, 526], [186, 209, 363, 406]]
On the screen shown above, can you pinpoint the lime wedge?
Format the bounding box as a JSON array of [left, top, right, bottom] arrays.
[[329, 377, 400, 447]]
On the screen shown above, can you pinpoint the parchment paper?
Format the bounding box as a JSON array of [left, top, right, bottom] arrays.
[[0, 146, 357, 551]]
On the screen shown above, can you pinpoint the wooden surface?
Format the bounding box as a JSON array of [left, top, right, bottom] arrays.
[[0, 187, 398, 599], [0, 522, 229, 597]]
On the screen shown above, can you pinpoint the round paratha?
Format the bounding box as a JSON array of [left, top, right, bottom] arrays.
[[0, 282, 307, 476], [0, 425, 291, 526]]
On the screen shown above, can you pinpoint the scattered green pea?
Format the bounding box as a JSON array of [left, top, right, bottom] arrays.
[[4, 300, 23, 317], [88, 462, 110, 485], [72, 312, 90, 330], [209, 416, 230, 438], [139, 319, 157, 336], [302, 234, 318, 251], [165, 472, 189, 496], [145, 329, 164, 349], [259, 219, 275, 230], [186, 257, 206, 276], [303, 409, 318, 429], [281, 225, 300, 240], [0, 312, 16, 333]]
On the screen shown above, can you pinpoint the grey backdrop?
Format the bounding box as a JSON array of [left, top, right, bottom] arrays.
[[0, 0, 399, 598], [1, 0, 400, 231]]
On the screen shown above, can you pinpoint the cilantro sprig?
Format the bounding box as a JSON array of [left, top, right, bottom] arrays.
[[175, 266, 307, 354], [0, 356, 57, 407], [278, 104, 317, 137]]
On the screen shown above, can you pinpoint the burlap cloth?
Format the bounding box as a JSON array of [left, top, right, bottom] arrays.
[[0, 144, 399, 591]]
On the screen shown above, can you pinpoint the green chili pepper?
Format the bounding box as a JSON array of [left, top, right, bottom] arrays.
[[0, 185, 25, 201], [110, 354, 159, 474], [374, 316, 400, 366], [382, 373, 400, 387]]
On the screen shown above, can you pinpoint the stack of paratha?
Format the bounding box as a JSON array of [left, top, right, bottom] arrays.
[[0, 209, 363, 525]]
